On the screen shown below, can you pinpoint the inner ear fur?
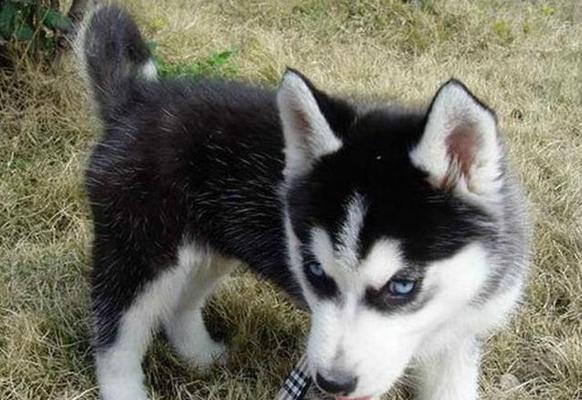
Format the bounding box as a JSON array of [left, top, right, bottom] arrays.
[[411, 79, 503, 198]]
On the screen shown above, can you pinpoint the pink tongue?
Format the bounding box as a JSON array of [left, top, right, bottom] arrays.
[[335, 397, 371, 400]]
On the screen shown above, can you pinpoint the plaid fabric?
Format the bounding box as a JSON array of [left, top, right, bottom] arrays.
[[275, 355, 313, 400]]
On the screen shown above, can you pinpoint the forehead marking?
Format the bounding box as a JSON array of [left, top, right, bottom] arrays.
[[311, 227, 335, 265], [336, 192, 367, 269], [360, 240, 404, 288]]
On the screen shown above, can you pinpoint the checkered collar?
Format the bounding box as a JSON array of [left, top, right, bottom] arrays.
[[275, 355, 334, 400]]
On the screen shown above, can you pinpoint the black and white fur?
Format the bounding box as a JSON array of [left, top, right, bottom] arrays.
[[79, 6, 529, 400]]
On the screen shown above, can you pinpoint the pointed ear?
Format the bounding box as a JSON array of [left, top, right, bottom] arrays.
[[277, 69, 343, 181], [410, 80, 504, 199]]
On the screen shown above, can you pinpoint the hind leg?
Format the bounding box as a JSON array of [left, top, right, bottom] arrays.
[[163, 251, 237, 370], [94, 262, 193, 400]]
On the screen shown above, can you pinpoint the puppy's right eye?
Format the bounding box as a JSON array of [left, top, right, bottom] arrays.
[[303, 261, 338, 299], [306, 261, 324, 277]]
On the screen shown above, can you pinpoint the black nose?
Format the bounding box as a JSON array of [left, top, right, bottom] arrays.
[[315, 372, 357, 395]]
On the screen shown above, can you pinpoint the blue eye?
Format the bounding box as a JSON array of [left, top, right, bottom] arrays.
[[307, 261, 324, 277], [304, 260, 338, 298], [387, 279, 417, 296]]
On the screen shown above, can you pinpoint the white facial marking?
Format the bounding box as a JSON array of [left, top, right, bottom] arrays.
[[311, 227, 336, 270], [303, 241, 493, 398], [284, 213, 303, 276], [336, 193, 367, 269], [359, 240, 403, 289]]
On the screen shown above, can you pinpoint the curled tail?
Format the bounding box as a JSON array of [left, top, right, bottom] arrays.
[[79, 5, 156, 119]]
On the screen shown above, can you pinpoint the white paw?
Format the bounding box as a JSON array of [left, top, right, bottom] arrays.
[[190, 338, 227, 371], [100, 381, 149, 400], [165, 308, 228, 371], [167, 321, 228, 370], [96, 350, 149, 400]]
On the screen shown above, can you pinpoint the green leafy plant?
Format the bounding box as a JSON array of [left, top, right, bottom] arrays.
[[149, 43, 237, 80], [0, 0, 73, 65]]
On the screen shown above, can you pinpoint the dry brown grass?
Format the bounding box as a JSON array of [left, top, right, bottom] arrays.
[[1, 0, 581, 399]]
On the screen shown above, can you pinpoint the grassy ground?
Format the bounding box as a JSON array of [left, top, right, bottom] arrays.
[[1, 0, 581, 399]]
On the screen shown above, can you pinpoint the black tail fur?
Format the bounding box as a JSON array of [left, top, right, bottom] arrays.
[[81, 5, 153, 119]]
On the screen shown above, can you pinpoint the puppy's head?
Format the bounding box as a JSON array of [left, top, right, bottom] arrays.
[[277, 70, 504, 398]]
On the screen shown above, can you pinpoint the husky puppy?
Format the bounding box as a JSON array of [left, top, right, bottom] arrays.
[[80, 5, 529, 400]]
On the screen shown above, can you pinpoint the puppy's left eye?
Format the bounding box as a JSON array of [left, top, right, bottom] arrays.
[[365, 277, 420, 311], [387, 278, 417, 296], [307, 261, 324, 277], [303, 260, 338, 299]]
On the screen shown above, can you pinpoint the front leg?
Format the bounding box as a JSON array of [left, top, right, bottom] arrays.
[[413, 337, 481, 400]]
